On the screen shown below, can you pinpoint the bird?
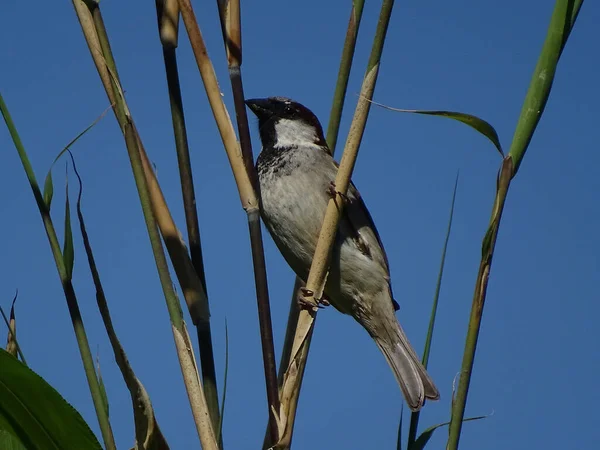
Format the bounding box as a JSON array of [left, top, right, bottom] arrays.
[[246, 96, 440, 411]]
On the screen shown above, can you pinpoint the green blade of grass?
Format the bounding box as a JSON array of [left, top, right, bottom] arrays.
[[67, 150, 170, 449], [63, 169, 74, 279], [367, 100, 504, 157], [423, 173, 458, 367], [0, 91, 116, 450], [95, 355, 109, 419], [412, 415, 488, 450], [396, 405, 404, 450], [407, 174, 459, 447], [217, 319, 229, 445], [43, 173, 54, 210], [2, 296, 26, 366], [42, 103, 111, 213]]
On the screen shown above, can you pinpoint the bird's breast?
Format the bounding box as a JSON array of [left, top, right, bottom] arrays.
[[257, 145, 391, 314], [258, 149, 331, 279]]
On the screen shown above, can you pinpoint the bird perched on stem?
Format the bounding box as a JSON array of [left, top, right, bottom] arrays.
[[246, 96, 439, 411]]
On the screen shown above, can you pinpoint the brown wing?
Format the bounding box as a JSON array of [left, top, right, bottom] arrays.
[[340, 181, 400, 311]]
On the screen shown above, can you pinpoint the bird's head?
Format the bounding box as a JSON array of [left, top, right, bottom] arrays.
[[245, 97, 327, 150]]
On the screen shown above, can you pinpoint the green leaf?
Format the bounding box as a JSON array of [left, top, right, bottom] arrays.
[[218, 319, 229, 444], [40, 103, 112, 213], [407, 174, 460, 447], [0, 349, 101, 450], [368, 99, 504, 157], [0, 92, 47, 215], [423, 173, 458, 366], [481, 225, 494, 256], [0, 429, 28, 450], [63, 170, 74, 280], [43, 172, 54, 210], [508, 0, 584, 173], [411, 415, 488, 450], [0, 292, 26, 365], [2, 87, 113, 450], [68, 151, 169, 449], [396, 405, 403, 450], [96, 356, 109, 419]]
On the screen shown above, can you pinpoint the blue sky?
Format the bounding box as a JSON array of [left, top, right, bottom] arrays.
[[1, 1, 598, 449]]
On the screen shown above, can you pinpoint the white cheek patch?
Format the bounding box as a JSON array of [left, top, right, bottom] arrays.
[[274, 118, 320, 148]]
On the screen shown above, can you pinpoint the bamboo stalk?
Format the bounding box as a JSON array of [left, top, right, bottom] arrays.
[[326, 0, 366, 154], [177, 0, 280, 442], [176, 0, 256, 209], [154, 0, 221, 435], [216, 5, 280, 437], [268, 3, 367, 447], [272, 1, 396, 447], [70, 2, 218, 447]]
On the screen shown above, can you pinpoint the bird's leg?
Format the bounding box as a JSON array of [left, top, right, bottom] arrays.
[[320, 293, 331, 306], [326, 181, 349, 203], [298, 287, 330, 310]]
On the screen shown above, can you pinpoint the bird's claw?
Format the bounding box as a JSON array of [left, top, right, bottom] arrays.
[[326, 181, 348, 202], [298, 288, 330, 310]]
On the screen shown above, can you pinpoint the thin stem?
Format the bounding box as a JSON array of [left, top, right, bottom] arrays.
[[448, 1, 583, 447], [1, 294, 28, 364], [216, 0, 280, 443], [447, 157, 513, 449], [326, 0, 366, 154], [509, 0, 584, 172], [248, 209, 280, 446], [274, 0, 396, 447], [64, 281, 116, 450], [408, 174, 459, 447], [71, 2, 218, 446], [70, 150, 169, 448], [272, 1, 367, 445], [155, 0, 221, 436], [0, 92, 116, 450]]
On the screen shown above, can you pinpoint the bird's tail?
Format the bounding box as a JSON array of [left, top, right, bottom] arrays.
[[365, 305, 440, 411], [374, 324, 439, 411]]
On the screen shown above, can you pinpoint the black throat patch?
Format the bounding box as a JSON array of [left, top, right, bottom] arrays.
[[256, 145, 300, 178]]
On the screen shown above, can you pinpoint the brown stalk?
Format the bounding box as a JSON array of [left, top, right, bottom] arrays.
[[216, 2, 280, 443], [71, 2, 217, 447], [176, 0, 256, 209], [155, 0, 222, 433], [272, 68, 380, 449], [267, 3, 367, 446], [271, 0, 395, 445], [178, 0, 280, 442]]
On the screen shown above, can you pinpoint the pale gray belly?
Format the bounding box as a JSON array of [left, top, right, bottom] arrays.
[[260, 167, 329, 282], [259, 157, 389, 313]]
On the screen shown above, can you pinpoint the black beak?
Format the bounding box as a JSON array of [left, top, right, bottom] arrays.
[[245, 98, 272, 118]]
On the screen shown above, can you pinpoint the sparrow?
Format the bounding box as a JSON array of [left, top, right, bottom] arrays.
[[246, 96, 440, 411]]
